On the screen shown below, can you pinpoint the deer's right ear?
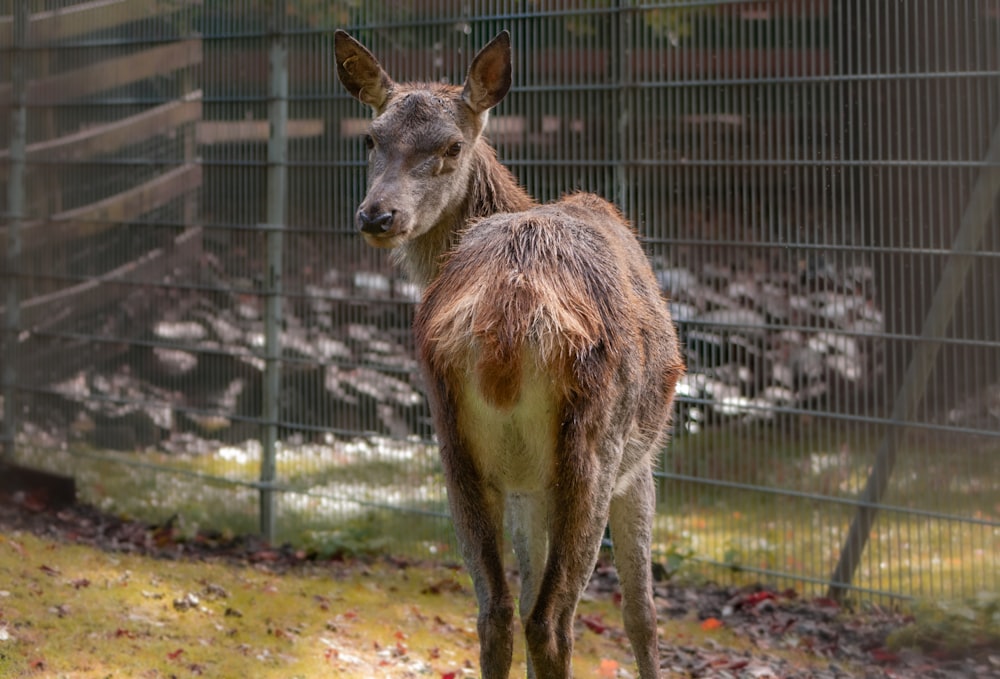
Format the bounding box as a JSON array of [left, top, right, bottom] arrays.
[[462, 31, 512, 115], [335, 30, 393, 113]]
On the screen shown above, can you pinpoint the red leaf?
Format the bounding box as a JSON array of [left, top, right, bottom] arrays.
[[579, 613, 607, 635], [744, 591, 776, 606], [441, 673, 457, 679], [870, 647, 900, 664], [39, 564, 61, 576], [167, 648, 185, 661], [701, 617, 724, 631]]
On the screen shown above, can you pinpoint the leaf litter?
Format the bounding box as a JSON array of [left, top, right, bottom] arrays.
[[1, 491, 997, 678]]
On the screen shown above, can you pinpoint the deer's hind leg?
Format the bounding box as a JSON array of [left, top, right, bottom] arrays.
[[427, 380, 515, 679], [609, 464, 660, 679], [523, 420, 619, 678], [508, 491, 549, 679]]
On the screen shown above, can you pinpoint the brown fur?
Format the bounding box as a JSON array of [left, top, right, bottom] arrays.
[[336, 30, 684, 679]]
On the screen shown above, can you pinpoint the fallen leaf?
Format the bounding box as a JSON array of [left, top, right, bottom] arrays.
[[4, 538, 26, 558], [579, 613, 608, 635], [743, 591, 776, 607], [167, 648, 185, 661], [599, 658, 619, 677], [421, 578, 464, 595], [870, 647, 900, 664], [701, 617, 724, 631]]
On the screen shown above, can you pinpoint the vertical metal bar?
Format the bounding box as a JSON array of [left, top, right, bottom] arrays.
[[3, 2, 28, 463], [613, 0, 629, 210], [827, 119, 1000, 600], [260, 0, 288, 543]]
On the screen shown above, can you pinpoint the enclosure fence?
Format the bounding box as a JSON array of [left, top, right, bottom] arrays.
[[2, 0, 998, 604]]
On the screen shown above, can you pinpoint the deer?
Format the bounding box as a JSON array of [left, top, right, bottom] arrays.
[[335, 29, 684, 679]]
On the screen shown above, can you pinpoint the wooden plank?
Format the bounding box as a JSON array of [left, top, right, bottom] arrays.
[[0, 39, 202, 107], [0, 0, 200, 48], [0, 163, 202, 256], [9, 227, 202, 333], [0, 91, 202, 182], [195, 118, 324, 144]]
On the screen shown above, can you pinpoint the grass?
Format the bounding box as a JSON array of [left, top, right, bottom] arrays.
[[11, 419, 999, 604], [656, 420, 1000, 600], [887, 591, 1000, 658], [0, 530, 838, 679]]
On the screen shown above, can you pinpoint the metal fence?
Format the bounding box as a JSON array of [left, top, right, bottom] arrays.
[[2, 0, 998, 603]]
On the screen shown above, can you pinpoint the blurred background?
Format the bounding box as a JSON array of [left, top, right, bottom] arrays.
[[1, 0, 998, 603]]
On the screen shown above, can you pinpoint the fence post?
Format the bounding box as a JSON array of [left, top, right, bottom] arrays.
[[259, 0, 288, 543], [2, 3, 28, 463], [827, 120, 1000, 600]]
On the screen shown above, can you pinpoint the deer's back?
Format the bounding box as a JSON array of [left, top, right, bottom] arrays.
[[415, 193, 682, 474]]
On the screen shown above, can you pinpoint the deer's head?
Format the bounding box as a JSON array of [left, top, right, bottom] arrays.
[[335, 30, 512, 249]]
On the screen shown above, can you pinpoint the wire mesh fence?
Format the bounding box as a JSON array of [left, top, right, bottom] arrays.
[[2, 0, 998, 603]]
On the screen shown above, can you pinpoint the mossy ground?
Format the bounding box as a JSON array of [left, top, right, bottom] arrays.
[[0, 530, 842, 679]]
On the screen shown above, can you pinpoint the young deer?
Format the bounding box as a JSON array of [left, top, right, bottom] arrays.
[[335, 30, 684, 679]]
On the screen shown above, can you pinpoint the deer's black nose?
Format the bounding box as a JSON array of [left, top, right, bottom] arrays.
[[358, 209, 395, 235]]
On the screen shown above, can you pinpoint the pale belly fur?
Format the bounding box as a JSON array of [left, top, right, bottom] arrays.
[[456, 356, 560, 493]]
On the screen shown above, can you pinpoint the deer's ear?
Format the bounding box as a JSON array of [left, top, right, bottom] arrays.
[[462, 31, 512, 114], [335, 30, 393, 113]]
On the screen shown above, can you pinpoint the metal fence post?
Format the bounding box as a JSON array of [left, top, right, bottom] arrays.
[[260, 0, 288, 543], [827, 119, 1000, 600], [2, 3, 28, 463]]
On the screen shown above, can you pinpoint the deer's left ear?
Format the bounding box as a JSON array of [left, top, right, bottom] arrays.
[[462, 31, 512, 114], [335, 30, 394, 114]]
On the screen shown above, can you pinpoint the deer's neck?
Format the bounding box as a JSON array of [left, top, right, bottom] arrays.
[[393, 143, 535, 288]]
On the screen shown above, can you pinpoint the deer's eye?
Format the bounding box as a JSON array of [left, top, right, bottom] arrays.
[[444, 141, 463, 158], [364, 134, 375, 151]]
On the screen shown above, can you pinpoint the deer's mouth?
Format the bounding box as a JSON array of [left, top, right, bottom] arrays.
[[360, 230, 406, 249]]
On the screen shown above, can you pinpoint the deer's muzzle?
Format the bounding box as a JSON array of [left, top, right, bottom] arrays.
[[358, 208, 396, 235]]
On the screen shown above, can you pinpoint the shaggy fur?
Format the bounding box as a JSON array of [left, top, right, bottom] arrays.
[[336, 30, 684, 679]]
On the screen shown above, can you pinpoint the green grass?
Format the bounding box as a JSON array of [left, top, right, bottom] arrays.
[[0, 531, 649, 678], [655, 420, 999, 600], [11, 420, 999, 603], [887, 591, 1000, 658]]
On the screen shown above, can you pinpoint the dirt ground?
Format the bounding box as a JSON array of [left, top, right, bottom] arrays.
[[0, 488, 996, 678]]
